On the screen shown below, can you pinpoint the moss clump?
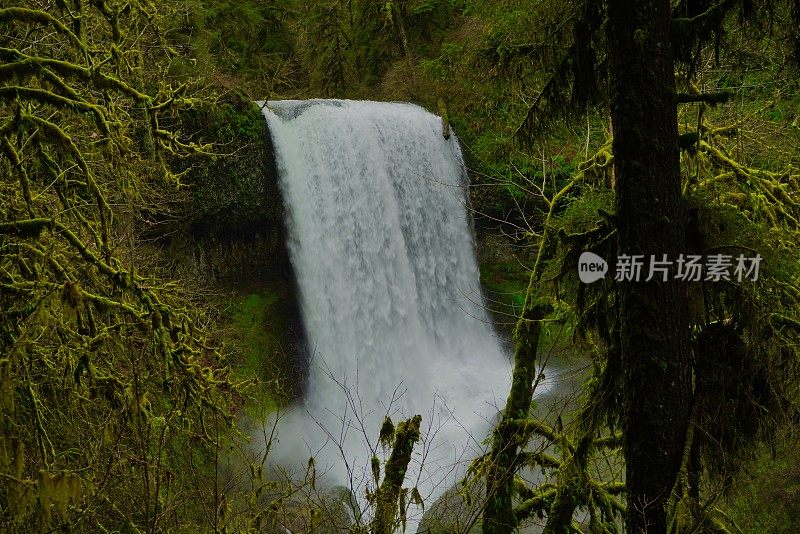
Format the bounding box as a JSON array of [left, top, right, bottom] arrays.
[[225, 285, 303, 415], [231, 291, 280, 376]]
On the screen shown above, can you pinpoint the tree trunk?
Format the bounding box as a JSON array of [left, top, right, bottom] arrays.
[[606, 1, 692, 532], [372, 415, 421, 534], [482, 300, 549, 533]]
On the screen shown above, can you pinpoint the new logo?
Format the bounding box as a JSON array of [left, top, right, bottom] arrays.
[[578, 252, 608, 283]]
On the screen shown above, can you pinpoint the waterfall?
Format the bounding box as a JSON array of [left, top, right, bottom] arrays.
[[260, 99, 526, 525]]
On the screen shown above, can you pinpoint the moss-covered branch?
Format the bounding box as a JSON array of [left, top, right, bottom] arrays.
[[371, 415, 422, 534], [0, 3, 238, 530], [0, 86, 111, 135], [0, 48, 150, 102], [0, 8, 87, 52]]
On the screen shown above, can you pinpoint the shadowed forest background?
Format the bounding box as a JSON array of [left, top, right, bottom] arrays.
[[1, 0, 799, 532]]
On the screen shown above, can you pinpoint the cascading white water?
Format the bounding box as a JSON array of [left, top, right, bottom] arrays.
[[260, 99, 538, 526]]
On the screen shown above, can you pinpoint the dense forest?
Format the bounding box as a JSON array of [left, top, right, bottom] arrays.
[[1, 0, 799, 532]]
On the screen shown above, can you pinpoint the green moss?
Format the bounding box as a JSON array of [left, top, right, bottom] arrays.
[[230, 289, 278, 417], [724, 436, 800, 533], [212, 101, 267, 143], [225, 284, 297, 417], [553, 188, 615, 234], [232, 291, 279, 374], [538, 315, 574, 351], [177, 95, 283, 236]]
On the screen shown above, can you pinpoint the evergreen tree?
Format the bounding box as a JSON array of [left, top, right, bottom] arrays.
[[480, 0, 800, 532], [606, 1, 692, 530]]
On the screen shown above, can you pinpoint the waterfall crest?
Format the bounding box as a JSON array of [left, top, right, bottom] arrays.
[[260, 99, 522, 521]]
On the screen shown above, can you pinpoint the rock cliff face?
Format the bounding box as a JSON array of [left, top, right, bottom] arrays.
[[161, 96, 307, 401], [181, 98, 291, 285]]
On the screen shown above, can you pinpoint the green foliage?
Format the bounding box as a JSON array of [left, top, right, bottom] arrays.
[[307, 0, 353, 97], [166, 0, 296, 95], [218, 101, 269, 140], [0, 2, 239, 531], [2, 0, 799, 531], [349, 0, 460, 89], [553, 187, 614, 235], [232, 292, 280, 377], [480, 260, 528, 311], [724, 435, 800, 533]]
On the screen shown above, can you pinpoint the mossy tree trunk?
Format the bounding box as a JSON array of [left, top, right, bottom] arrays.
[[606, 0, 692, 532], [482, 303, 547, 534], [371, 415, 422, 534]]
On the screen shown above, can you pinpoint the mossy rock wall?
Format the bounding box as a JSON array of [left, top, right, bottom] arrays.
[[163, 94, 308, 402], [175, 95, 291, 285]]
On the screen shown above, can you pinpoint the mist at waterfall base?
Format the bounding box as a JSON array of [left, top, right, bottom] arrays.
[[260, 100, 545, 524]]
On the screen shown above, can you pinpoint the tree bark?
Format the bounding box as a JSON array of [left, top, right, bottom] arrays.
[[606, 0, 692, 532]]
